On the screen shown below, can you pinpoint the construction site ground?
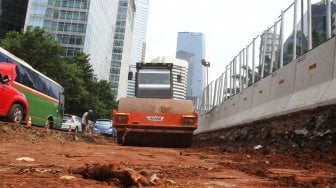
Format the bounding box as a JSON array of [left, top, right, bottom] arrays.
[[0, 106, 336, 187]]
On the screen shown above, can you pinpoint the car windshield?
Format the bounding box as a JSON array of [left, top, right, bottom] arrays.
[[62, 115, 72, 122], [63, 116, 71, 120], [96, 120, 110, 124]]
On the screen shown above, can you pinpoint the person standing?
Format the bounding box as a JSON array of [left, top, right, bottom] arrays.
[[81, 110, 93, 134]]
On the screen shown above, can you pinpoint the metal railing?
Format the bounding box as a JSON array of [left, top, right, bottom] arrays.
[[195, 0, 334, 115]]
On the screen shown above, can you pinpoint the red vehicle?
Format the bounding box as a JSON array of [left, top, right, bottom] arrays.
[[0, 63, 28, 124]]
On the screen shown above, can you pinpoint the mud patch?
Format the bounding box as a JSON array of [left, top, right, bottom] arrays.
[[71, 163, 154, 187]]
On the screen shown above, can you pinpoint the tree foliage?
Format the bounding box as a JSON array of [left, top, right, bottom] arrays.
[[0, 28, 117, 120]]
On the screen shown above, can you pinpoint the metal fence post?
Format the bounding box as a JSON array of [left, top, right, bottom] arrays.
[[307, 0, 312, 50]]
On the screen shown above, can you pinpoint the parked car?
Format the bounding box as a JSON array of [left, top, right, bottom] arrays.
[[60, 114, 82, 132], [93, 119, 116, 137], [0, 63, 28, 124]]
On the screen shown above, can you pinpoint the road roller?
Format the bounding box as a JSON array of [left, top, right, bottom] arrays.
[[113, 62, 198, 147]]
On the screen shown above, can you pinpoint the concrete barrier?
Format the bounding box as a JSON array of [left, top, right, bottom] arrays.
[[196, 37, 336, 135], [321, 38, 336, 105], [255, 62, 296, 119], [286, 37, 336, 112]]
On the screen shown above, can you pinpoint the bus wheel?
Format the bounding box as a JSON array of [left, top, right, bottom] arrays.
[[45, 118, 54, 129], [8, 104, 23, 124]]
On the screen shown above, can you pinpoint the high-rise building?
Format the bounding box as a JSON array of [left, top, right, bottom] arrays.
[[176, 32, 205, 99], [24, 0, 136, 89], [151, 56, 188, 99], [84, 0, 118, 81], [0, 0, 29, 39], [259, 31, 280, 72], [25, 0, 91, 56], [109, 0, 136, 99], [24, 0, 118, 81], [127, 0, 149, 98]]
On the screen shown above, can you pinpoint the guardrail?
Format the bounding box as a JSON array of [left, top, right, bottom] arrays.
[[195, 0, 334, 115], [195, 0, 336, 134]]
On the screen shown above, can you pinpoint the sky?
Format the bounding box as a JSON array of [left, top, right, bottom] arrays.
[[145, 0, 320, 82]]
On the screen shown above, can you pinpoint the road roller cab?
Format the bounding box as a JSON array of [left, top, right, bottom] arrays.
[[113, 63, 198, 147]]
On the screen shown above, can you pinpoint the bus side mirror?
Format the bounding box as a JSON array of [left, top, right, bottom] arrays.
[[128, 71, 133, 80]]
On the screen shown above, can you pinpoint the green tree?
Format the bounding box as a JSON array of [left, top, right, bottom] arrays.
[[0, 28, 117, 120], [0, 28, 64, 81], [90, 80, 117, 119], [61, 51, 117, 119]]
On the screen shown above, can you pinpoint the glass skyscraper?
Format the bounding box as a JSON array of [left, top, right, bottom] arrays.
[[0, 0, 28, 39], [127, 0, 149, 97], [176, 32, 205, 99], [25, 0, 136, 93], [84, 0, 118, 81], [25, 0, 91, 56], [109, 0, 136, 99]]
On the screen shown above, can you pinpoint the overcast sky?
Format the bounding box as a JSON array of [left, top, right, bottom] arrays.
[[145, 0, 321, 82]]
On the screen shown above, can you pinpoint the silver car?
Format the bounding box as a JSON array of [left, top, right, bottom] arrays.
[[93, 119, 116, 137], [60, 114, 82, 132]]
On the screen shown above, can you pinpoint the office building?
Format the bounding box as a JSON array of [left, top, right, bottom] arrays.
[[24, 0, 136, 90], [109, 0, 136, 99], [176, 32, 205, 99], [25, 0, 91, 56], [0, 0, 28, 39], [127, 0, 149, 97], [260, 31, 280, 72]]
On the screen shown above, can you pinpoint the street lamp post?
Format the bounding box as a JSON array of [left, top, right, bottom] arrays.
[[201, 59, 210, 112], [201, 59, 210, 86]]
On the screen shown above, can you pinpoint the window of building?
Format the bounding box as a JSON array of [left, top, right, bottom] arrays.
[[75, 36, 83, 45], [62, 35, 69, 44], [112, 54, 122, 61], [111, 60, 121, 67], [79, 12, 87, 21], [110, 68, 120, 75], [113, 48, 123, 54], [113, 40, 123, 47]]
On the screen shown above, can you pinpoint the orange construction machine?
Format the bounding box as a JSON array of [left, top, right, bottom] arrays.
[[113, 63, 198, 147]]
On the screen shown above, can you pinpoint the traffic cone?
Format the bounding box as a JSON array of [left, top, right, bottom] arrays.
[[26, 116, 32, 128]]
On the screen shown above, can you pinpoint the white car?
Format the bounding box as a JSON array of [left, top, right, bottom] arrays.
[[60, 114, 82, 132]]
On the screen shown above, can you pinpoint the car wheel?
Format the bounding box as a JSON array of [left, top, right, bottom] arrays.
[[74, 126, 79, 133], [7, 104, 23, 124]]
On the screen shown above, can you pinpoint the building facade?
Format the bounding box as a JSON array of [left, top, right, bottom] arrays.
[[0, 0, 28, 39], [151, 56, 188, 99], [176, 32, 205, 99], [127, 0, 149, 97], [24, 0, 136, 91], [109, 0, 136, 99], [25, 0, 91, 56], [24, 0, 118, 81], [83, 0, 118, 81], [259, 31, 280, 73]]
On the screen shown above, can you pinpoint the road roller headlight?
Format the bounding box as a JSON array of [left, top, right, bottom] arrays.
[[182, 116, 196, 125], [115, 114, 129, 124]]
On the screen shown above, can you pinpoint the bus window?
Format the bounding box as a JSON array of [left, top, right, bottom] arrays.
[[0, 54, 9, 62]]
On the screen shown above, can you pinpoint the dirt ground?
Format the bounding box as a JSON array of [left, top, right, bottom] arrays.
[[0, 106, 336, 187]]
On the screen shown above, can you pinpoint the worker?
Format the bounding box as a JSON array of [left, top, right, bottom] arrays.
[[81, 110, 93, 134]]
